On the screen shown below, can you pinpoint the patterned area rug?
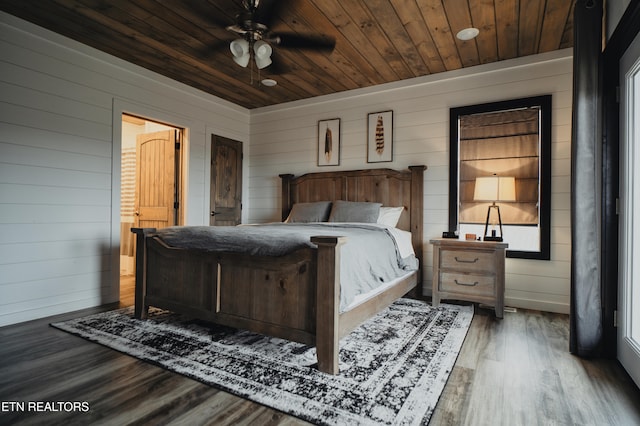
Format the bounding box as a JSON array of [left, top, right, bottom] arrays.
[[52, 299, 472, 425]]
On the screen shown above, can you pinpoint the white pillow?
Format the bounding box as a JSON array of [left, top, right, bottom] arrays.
[[377, 206, 404, 227]]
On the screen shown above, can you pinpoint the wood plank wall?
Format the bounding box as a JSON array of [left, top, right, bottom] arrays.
[[249, 50, 573, 314], [0, 12, 249, 326]]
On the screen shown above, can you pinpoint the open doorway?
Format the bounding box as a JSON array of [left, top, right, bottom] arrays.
[[119, 113, 184, 304]]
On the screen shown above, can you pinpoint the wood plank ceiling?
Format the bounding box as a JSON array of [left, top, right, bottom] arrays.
[[0, 0, 575, 109]]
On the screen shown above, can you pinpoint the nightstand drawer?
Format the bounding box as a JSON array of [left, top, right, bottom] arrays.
[[439, 272, 495, 297], [440, 250, 495, 273]]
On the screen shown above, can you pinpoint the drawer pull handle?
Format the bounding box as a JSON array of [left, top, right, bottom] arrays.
[[454, 279, 479, 287], [455, 256, 479, 264]]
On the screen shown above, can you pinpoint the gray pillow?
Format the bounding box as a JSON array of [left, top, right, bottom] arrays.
[[285, 201, 332, 223], [328, 200, 382, 223]]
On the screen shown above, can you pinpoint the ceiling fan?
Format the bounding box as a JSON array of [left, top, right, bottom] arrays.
[[224, 0, 335, 72]]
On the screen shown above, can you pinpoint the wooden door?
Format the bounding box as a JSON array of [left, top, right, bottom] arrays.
[[135, 130, 178, 230], [210, 135, 242, 226]]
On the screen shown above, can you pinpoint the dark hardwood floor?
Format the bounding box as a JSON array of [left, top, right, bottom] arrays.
[[1, 277, 639, 425]]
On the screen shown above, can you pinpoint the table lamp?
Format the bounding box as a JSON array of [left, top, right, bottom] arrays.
[[474, 175, 516, 242]]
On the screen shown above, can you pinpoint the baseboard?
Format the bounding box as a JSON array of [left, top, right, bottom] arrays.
[[421, 287, 570, 315], [504, 297, 570, 314]]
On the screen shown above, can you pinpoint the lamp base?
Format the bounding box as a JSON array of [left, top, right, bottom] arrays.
[[483, 204, 504, 242]]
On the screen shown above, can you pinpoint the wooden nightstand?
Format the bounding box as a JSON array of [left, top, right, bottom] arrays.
[[430, 238, 508, 318]]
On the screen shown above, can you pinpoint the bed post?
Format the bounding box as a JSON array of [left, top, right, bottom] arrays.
[[311, 235, 346, 375], [408, 165, 426, 289], [279, 173, 294, 221], [131, 228, 155, 319]]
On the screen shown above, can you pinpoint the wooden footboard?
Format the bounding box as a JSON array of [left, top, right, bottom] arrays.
[[132, 228, 348, 373]]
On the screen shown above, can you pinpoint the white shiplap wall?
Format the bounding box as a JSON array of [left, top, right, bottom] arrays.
[[249, 50, 573, 314], [0, 10, 573, 326], [0, 12, 250, 326]]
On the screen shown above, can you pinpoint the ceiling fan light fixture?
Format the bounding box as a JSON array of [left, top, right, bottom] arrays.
[[230, 39, 250, 67], [456, 27, 479, 41], [254, 40, 272, 69]]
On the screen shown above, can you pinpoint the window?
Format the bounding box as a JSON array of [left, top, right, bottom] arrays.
[[449, 95, 552, 259]]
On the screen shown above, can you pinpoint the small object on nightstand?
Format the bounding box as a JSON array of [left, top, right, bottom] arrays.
[[442, 231, 458, 239], [465, 233, 476, 241], [430, 238, 508, 318]]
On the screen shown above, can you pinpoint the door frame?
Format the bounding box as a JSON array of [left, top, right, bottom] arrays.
[[618, 27, 640, 388], [111, 98, 192, 303], [601, 1, 640, 358]]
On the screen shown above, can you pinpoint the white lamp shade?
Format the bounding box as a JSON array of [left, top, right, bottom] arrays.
[[474, 176, 516, 202], [230, 39, 250, 67], [253, 40, 272, 69]]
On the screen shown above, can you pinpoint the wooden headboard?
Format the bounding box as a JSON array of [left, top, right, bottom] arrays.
[[280, 166, 426, 266]]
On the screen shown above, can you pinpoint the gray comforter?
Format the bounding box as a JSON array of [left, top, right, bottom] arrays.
[[154, 223, 418, 310]]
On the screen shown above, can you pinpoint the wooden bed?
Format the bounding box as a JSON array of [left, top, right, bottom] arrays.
[[131, 165, 425, 374]]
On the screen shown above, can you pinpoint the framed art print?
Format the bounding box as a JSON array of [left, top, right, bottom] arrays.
[[318, 118, 340, 166], [367, 110, 393, 163]]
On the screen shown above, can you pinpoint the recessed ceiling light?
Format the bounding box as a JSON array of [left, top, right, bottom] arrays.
[[261, 78, 277, 87], [456, 27, 480, 41]]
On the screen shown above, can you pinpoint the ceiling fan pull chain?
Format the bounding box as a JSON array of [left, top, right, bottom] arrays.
[[251, 47, 255, 85]]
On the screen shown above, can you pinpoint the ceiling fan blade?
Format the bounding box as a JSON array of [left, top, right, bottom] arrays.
[[261, 50, 289, 75], [252, 0, 286, 27], [272, 33, 336, 52], [198, 38, 230, 56]]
